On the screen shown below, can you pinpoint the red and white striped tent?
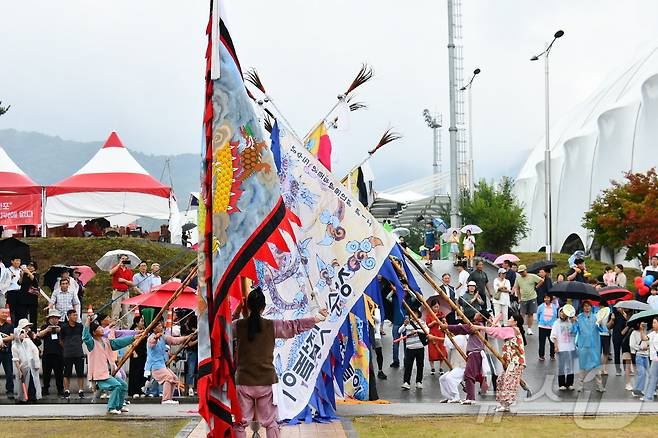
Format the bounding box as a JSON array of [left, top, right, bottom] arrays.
[[0, 146, 42, 227], [45, 132, 180, 234]]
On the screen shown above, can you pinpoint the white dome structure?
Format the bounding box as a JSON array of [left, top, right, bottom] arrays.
[[515, 45, 658, 254]]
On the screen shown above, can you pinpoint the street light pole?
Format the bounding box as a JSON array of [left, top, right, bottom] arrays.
[[531, 30, 564, 262], [460, 68, 481, 195]]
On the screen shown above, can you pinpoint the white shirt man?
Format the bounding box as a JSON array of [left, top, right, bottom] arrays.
[[455, 264, 470, 299], [50, 279, 80, 320], [150, 263, 162, 287]]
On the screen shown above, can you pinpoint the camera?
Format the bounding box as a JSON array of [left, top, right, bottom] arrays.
[[122, 260, 131, 265]]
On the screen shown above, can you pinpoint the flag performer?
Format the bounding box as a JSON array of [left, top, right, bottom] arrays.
[[112, 267, 197, 375], [388, 256, 468, 363], [233, 287, 328, 438], [402, 251, 532, 397], [82, 315, 134, 415], [145, 318, 193, 404]]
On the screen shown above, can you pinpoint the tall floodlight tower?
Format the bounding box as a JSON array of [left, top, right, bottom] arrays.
[[447, 0, 460, 228], [423, 109, 443, 194]]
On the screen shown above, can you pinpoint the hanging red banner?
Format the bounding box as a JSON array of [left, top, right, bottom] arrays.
[[0, 194, 41, 226]]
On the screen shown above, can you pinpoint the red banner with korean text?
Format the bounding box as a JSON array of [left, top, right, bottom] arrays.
[[0, 194, 41, 226]]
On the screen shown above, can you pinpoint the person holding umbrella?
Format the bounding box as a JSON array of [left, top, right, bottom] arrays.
[[630, 321, 649, 397], [447, 230, 460, 262], [109, 255, 135, 327], [572, 301, 606, 392], [16, 261, 39, 325], [640, 316, 658, 402], [462, 230, 476, 269]]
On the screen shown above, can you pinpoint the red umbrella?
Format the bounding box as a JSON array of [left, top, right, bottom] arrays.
[[598, 286, 633, 304], [72, 265, 95, 286], [122, 281, 197, 309]]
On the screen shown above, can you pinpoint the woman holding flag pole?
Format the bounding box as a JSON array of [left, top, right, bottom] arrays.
[[233, 286, 328, 438]]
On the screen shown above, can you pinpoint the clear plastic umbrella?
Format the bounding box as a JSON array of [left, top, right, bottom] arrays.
[[95, 249, 141, 272]]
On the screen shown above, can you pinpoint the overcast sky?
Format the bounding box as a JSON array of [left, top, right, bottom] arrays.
[[2, 1, 658, 190]]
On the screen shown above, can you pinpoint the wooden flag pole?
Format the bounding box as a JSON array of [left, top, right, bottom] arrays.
[[400, 299, 453, 371], [112, 266, 198, 375], [400, 251, 532, 395], [388, 256, 468, 363], [165, 330, 198, 367]]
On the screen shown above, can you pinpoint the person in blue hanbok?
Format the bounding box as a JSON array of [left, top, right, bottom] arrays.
[[571, 301, 606, 392]]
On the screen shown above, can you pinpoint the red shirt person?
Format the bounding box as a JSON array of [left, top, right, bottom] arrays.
[[109, 255, 135, 327]]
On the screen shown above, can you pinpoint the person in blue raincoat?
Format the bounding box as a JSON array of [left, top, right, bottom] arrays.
[[571, 300, 606, 392]]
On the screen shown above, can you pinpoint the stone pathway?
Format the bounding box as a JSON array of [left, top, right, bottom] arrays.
[[187, 420, 347, 438]]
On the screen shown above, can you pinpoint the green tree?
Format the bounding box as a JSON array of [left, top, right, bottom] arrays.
[[459, 178, 529, 254], [583, 168, 658, 264]]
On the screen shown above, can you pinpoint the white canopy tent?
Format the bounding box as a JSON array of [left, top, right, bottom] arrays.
[[45, 132, 181, 242]]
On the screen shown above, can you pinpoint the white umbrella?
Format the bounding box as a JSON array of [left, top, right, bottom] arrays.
[[441, 227, 461, 240], [614, 300, 650, 312], [391, 227, 410, 237], [96, 249, 141, 272], [461, 224, 483, 234]]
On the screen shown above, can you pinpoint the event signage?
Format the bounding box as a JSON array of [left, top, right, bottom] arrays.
[[0, 194, 41, 226]]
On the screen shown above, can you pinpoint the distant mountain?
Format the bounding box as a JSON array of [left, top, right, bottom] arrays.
[[0, 129, 199, 210]]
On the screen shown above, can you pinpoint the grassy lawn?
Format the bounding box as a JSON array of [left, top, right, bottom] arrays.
[[515, 252, 642, 290], [352, 415, 658, 438], [23, 237, 195, 310], [0, 419, 189, 438]]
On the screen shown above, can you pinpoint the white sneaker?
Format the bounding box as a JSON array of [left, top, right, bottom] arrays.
[[447, 399, 462, 404], [107, 409, 122, 415], [121, 407, 130, 413], [625, 384, 633, 391], [527, 328, 533, 336], [188, 388, 194, 397], [416, 382, 423, 389], [401, 382, 410, 390], [100, 393, 109, 399], [461, 399, 476, 405], [162, 400, 179, 405], [133, 394, 141, 399], [558, 386, 567, 391]]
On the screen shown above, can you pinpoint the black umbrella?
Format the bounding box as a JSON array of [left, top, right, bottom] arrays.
[[43, 264, 74, 291], [527, 260, 558, 274], [549, 281, 599, 301], [0, 237, 30, 266], [182, 222, 197, 233]]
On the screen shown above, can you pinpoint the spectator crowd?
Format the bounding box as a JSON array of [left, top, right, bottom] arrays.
[[0, 253, 198, 414]]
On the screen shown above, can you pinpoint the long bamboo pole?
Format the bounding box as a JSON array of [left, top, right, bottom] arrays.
[[112, 266, 198, 375], [165, 330, 198, 367], [388, 256, 467, 363], [400, 299, 453, 371], [401, 252, 531, 394]]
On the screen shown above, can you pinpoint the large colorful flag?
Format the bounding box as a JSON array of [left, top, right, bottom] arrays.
[[304, 122, 332, 170], [268, 123, 395, 419], [198, 2, 300, 435]]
